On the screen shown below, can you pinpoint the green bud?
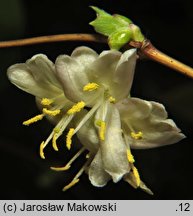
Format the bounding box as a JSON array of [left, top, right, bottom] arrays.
[[113, 14, 133, 25], [108, 28, 132, 50], [90, 6, 145, 50], [90, 6, 132, 36], [130, 24, 144, 42]]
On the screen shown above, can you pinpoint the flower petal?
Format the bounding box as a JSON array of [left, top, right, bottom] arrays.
[[86, 49, 121, 83], [87, 49, 137, 101], [75, 110, 99, 153], [71, 46, 98, 66], [7, 54, 62, 98], [88, 150, 111, 187], [112, 48, 137, 100], [96, 102, 129, 182], [117, 97, 185, 149], [55, 53, 100, 104], [26, 54, 61, 88]]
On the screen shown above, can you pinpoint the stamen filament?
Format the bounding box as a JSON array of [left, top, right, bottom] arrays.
[[39, 115, 73, 159], [23, 114, 44, 126], [62, 158, 91, 191], [50, 147, 85, 171], [62, 179, 80, 191], [73, 99, 102, 134]]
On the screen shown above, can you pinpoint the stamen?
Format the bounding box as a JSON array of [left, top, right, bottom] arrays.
[[52, 128, 60, 151], [50, 147, 85, 171], [43, 108, 61, 116], [86, 154, 90, 159], [66, 128, 75, 150], [83, 82, 99, 91], [41, 98, 53, 106], [131, 131, 143, 140], [73, 99, 102, 135], [62, 157, 91, 192], [39, 115, 73, 159], [96, 120, 106, 141], [108, 96, 116, 103], [127, 149, 135, 163], [23, 114, 44, 126], [67, 101, 85, 115], [131, 164, 141, 187], [62, 179, 80, 191], [51, 164, 71, 171], [40, 141, 46, 159]]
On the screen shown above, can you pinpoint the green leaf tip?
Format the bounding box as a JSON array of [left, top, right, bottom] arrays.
[[90, 6, 145, 50]]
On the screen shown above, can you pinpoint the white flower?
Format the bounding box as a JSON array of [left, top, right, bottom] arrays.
[[7, 54, 74, 155], [7, 47, 185, 194]]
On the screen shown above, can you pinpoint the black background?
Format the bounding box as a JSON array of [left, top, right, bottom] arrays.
[[0, 0, 193, 199]]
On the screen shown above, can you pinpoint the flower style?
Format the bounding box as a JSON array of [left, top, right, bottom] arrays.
[[7, 46, 185, 194]]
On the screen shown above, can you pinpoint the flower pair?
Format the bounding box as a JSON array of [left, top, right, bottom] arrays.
[[7, 46, 185, 194]]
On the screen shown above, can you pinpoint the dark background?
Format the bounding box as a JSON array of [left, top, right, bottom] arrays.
[[0, 0, 192, 200]]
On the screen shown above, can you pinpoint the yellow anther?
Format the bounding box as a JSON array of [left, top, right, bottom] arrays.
[[96, 120, 106, 141], [62, 179, 80, 191], [50, 164, 71, 171], [131, 164, 141, 187], [67, 101, 85, 115], [52, 128, 60, 151], [43, 108, 61, 116], [40, 141, 45, 159], [41, 98, 53, 106], [83, 82, 99, 91], [127, 149, 135, 163], [108, 96, 116, 103], [23, 114, 44, 126], [131, 131, 143, 140], [66, 128, 75, 150]]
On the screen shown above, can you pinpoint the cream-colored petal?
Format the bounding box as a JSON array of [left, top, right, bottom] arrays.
[[124, 174, 153, 195], [7, 54, 62, 98], [96, 102, 129, 182], [111, 49, 137, 100], [116, 97, 152, 119], [86, 49, 121, 83], [7, 64, 58, 98], [88, 150, 111, 187], [87, 49, 136, 101], [117, 97, 185, 149], [55, 54, 100, 104], [26, 54, 61, 89], [71, 46, 98, 66]]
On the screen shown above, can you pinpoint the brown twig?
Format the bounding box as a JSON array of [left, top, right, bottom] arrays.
[[140, 40, 193, 79], [0, 34, 106, 48], [0, 33, 193, 79]]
